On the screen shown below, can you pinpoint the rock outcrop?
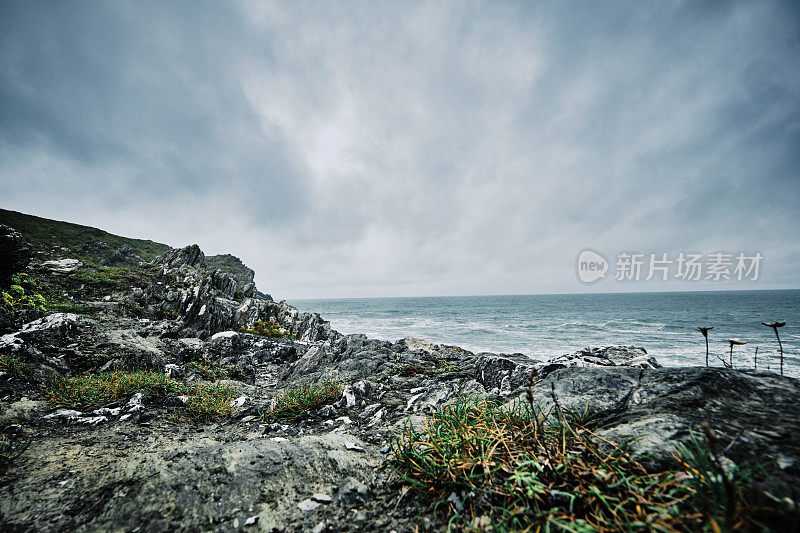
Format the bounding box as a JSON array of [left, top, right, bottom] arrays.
[[123, 245, 329, 342], [0, 238, 798, 532], [0, 224, 32, 285]]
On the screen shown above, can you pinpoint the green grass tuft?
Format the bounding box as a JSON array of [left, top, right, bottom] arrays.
[[0, 352, 33, 378], [186, 358, 240, 381], [262, 380, 343, 422], [47, 370, 187, 409], [46, 370, 241, 421], [390, 396, 770, 531], [185, 382, 240, 420], [674, 425, 765, 531]]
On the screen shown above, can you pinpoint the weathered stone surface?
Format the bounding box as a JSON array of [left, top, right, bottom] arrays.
[[101, 245, 142, 266], [1, 238, 797, 532], [206, 253, 256, 286], [40, 258, 83, 275], [0, 224, 32, 286], [536, 345, 661, 377], [0, 313, 80, 351], [0, 429, 381, 532], [157, 244, 205, 269], [526, 366, 800, 492]]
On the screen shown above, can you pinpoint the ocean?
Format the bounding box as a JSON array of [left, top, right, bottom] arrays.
[[290, 290, 800, 378]]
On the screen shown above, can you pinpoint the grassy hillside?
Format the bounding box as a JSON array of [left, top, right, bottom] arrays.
[[0, 208, 171, 266], [0, 209, 262, 310]]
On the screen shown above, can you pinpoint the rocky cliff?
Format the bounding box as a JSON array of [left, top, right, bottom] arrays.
[[0, 216, 798, 531]]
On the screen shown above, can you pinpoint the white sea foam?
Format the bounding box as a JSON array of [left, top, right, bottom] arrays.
[[290, 291, 800, 378]]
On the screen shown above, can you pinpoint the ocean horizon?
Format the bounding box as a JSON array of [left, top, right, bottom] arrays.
[[291, 289, 800, 378]]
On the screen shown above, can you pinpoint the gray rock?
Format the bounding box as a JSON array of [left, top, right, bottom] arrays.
[[40, 258, 82, 274], [0, 313, 80, 350], [298, 499, 321, 512], [157, 244, 206, 269], [0, 224, 32, 285], [537, 345, 661, 376], [525, 366, 800, 491], [336, 477, 368, 507], [344, 442, 365, 452], [205, 253, 256, 288]]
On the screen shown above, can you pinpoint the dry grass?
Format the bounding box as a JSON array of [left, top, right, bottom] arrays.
[[390, 393, 772, 531], [186, 358, 241, 381]]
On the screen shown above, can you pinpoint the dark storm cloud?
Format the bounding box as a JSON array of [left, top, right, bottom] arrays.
[[0, 2, 306, 219], [1, 1, 798, 297]]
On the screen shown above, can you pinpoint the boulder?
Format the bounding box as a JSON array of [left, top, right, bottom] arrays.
[[156, 244, 205, 270], [536, 345, 661, 377], [527, 366, 800, 491], [40, 258, 82, 275]]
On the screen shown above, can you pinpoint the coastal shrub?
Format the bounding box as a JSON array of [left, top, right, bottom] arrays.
[[390, 395, 770, 531], [185, 382, 240, 419], [243, 319, 295, 339], [433, 360, 457, 374], [47, 370, 187, 409], [262, 380, 343, 421], [1, 273, 46, 312], [0, 352, 32, 378]]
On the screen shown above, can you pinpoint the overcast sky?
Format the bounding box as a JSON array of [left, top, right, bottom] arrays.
[[1, 1, 798, 298]]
